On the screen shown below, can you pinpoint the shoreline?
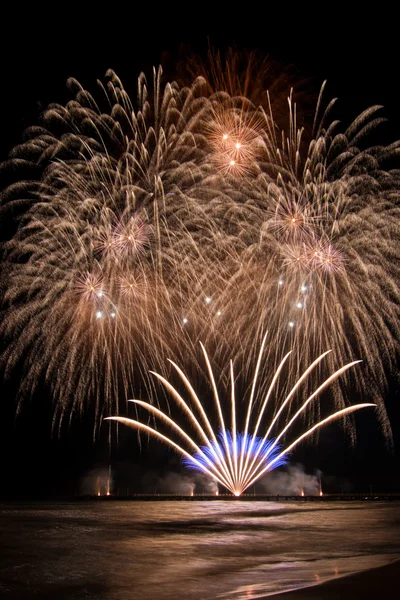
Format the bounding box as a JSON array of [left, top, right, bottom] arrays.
[[27, 493, 400, 502], [265, 558, 400, 599], [2, 494, 400, 503]]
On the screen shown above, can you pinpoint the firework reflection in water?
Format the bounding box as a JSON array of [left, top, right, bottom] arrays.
[[106, 333, 375, 496]]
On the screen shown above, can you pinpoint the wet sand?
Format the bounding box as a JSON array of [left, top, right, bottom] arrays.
[[267, 559, 399, 598]]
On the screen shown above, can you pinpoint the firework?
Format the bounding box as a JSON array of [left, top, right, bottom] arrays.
[[106, 334, 375, 496], [0, 58, 398, 435]]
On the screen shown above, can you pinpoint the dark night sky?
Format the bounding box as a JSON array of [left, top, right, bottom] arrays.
[[1, 10, 399, 159], [0, 10, 399, 497]]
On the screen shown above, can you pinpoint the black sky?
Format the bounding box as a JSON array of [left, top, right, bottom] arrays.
[[1, 10, 399, 158], [0, 10, 399, 497]]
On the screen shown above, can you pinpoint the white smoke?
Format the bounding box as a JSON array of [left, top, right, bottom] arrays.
[[156, 472, 195, 495], [79, 466, 112, 496], [258, 464, 322, 495], [156, 471, 218, 495]]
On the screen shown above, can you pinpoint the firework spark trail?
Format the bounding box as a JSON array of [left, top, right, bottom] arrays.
[[0, 58, 398, 434], [106, 338, 375, 496]]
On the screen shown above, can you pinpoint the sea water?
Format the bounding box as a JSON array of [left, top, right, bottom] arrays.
[[0, 500, 399, 599]]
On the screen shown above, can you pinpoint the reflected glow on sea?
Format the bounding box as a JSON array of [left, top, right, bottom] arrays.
[[0, 500, 399, 599]]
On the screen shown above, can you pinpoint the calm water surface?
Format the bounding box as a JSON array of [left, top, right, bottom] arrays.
[[0, 500, 399, 599]]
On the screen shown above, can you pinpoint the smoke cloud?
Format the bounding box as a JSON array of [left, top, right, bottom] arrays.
[[258, 464, 322, 495], [155, 471, 218, 495], [79, 467, 112, 496]]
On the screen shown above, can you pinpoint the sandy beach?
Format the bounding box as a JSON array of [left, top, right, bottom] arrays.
[[267, 559, 399, 598]]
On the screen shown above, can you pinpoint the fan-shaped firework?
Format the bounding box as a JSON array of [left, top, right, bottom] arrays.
[[0, 59, 399, 435], [106, 334, 375, 496]]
